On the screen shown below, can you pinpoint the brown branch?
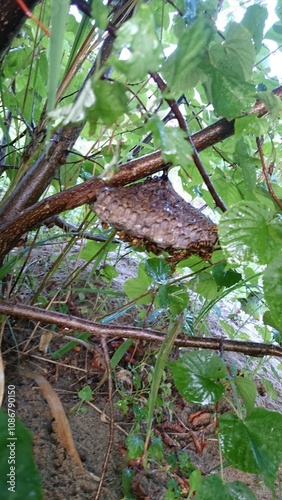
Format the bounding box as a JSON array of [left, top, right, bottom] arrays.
[[1, 301, 282, 358], [1, 86, 282, 259], [256, 137, 282, 211], [150, 72, 227, 211]]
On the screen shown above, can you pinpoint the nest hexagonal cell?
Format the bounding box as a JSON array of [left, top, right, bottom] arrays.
[[93, 177, 218, 260]]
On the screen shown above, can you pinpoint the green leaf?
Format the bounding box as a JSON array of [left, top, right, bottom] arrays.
[[91, 0, 109, 30], [263, 254, 282, 331], [148, 435, 164, 461], [157, 284, 189, 314], [111, 4, 163, 81], [189, 469, 202, 494], [222, 22, 256, 81], [145, 257, 172, 283], [0, 410, 42, 499], [160, 127, 192, 167], [126, 433, 144, 459], [88, 80, 128, 127], [212, 263, 242, 288], [242, 4, 268, 53], [195, 475, 256, 499], [234, 138, 258, 192], [195, 271, 219, 300], [124, 263, 152, 305], [234, 376, 257, 415], [169, 352, 227, 405], [256, 91, 282, 118], [218, 201, 282, 265], [78, 385, 93, 402], [210, 69, 256, 119], [219, 409, 282, 489], [47, 0, 70, 115], [162, 17, 212, 92]]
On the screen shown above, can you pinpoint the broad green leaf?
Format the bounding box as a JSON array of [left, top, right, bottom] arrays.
[[218, 201, 282, 265], [234, 138, 259, 192], [124, 263, 152, 305], [212, 263, 242, 288], [189, 469, 202, 494], [169, 352, 227, 404], [157, 284, 189, 314], [126, 434, 144, 459], [0, 410, 42, 499], [219, 409, 282, 489], [242, 4, 268, 53], [222, 22, 256, 81], [212, 173, 243, 206], [234, 376, 257, 415], [88, 80, 128, 127], [162, 17, 212, 92], [148, 435, 164, 461], [145, 257, 172, 283], [210, 69, 256, 119], [195, 271, 219, 300], [263, 310, 282, 333], [111, 4, 163, 81], [195, 475, 256, 499], [256, 91, 282, 118], [160, 127, 192, 167], [264, 254, 282, 331], [235, 115, 269, 142]]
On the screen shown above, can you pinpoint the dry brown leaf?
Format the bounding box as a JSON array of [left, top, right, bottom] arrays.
[[21, 369, 100, 481], [38, 330, 54, 353]]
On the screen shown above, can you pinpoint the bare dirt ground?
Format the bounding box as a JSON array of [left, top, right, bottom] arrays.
[[2, 242, 282, 499]]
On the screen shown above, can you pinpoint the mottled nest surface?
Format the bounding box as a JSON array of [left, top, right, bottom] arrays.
[[93, 177, 218, 260]]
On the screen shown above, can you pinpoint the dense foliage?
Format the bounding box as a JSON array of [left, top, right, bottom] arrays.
[[1, 0, 282, 497]]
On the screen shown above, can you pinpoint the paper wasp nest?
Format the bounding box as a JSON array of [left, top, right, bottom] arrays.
[[93, 177, 218, 260]]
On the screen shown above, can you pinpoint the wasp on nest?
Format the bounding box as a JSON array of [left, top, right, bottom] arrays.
[[93, 176, 218, 262]]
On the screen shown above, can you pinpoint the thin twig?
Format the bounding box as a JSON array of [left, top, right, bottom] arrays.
[[150, 72, 227, 212], [256, 137, 282, 211]]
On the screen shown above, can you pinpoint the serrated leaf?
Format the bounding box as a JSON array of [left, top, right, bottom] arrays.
[[263, 255, 282, 331], [162, 17, 212, 92], [223, 22, 256, 81], [111, 4, 163, 81], [126, 434, 144, 459], [88, 80, 128, 127], [145, 257, 172, 283], [219, 409, 282, 489], [234, 376, 256, 415], [218, 201, 282, 265], [0, 411, 42, 499], [169, 352, 227, 404], [210, 69, 256, 119], [160, 127, 192, 167]]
